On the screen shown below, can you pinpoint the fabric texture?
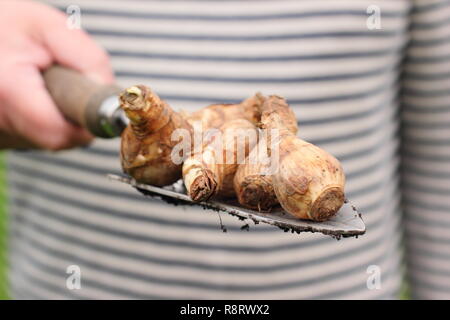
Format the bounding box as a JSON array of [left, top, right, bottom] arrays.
[[401, 0, 450, 300], [8, 0, 441, 299]]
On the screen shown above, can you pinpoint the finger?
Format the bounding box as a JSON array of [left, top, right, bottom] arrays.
[[34, 5, 114, 84], [0, 130, 90, 151], [1, 66, 93, 150], [0, 132, 37, 150]]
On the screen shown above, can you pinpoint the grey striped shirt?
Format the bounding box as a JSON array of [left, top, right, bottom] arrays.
[[6, 0, 449, 299]]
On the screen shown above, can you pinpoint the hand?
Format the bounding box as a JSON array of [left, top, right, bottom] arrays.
[[0, 0, 114, 150]]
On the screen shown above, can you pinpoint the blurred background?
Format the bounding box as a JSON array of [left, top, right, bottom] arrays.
[[0, 147, 409, 300], [3, 0, 449, 300], [0, 153, 8, 300]]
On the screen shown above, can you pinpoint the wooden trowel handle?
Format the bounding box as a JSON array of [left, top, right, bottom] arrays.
[[43, 65, 123, 138]]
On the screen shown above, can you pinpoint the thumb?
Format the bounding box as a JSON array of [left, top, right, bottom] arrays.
[[36, 5, 114, 84]]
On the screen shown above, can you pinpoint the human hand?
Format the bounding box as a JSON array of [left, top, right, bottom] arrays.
[[0, 0, 114, 150]]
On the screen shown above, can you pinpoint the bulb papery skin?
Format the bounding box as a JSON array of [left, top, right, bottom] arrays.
[[185, 93, 265, 132], [234, 170, 278, 212], [183, 118, 259, 202], [272, 135, 345, 221], [119, 85, 193, 186], [119, 86, 346, 221], [234, 95, 298, 212], [233, 136, 279, 211], [235, 95, 345, 221]]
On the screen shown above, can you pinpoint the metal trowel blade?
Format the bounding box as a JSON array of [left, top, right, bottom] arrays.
[[108, 174, 365, 239]]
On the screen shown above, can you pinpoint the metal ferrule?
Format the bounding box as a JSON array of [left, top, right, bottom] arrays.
[[97, 95, 129, 138]]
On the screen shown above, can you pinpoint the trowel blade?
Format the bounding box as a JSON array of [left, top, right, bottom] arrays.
[[108, 174, 366, 239]]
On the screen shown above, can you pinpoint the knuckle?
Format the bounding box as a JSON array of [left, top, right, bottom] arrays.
[[42, 138, 71, 151], [37, 132, 70, 151], [41, 127, 92, 151], [27, 121, 73, 151]]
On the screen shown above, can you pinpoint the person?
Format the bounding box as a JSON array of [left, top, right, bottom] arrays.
[[0, 0, 448, 299]]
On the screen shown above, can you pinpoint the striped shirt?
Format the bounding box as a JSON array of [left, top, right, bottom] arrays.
[[5, 0, 450, 299]]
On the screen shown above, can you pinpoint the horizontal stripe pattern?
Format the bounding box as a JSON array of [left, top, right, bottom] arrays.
[[7, 0, 410, 299], [401, 0, 450, 300]]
